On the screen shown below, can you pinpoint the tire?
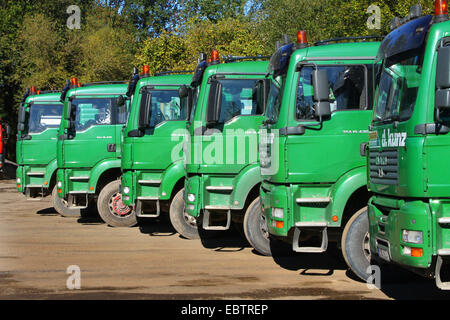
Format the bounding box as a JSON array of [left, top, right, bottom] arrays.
[[243, 197, 271, 256], [341, 207, 371, 281], [52, 186, 81, 218], [97, 180, 136, 227], [169, 188, 199, 240]]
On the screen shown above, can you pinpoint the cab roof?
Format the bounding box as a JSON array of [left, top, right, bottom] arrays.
[[137, 74, 193, 87], [297, 41, 381, 62], [66, 83, 128, 99], [25, 92, 62, 104]]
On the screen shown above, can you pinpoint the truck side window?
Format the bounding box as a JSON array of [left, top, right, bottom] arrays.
[[296, 65, 367, 120], [72, 98, 114, 131], [28, 104, 62, 134], [146, 90, 185, 127], [216, 79, 263, 124]]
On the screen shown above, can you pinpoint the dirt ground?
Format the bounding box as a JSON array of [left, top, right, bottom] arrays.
[[0, 163, 449, 301]]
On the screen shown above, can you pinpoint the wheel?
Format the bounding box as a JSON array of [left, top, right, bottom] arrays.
[[97, 180, 136, 227], [52, 186, 81, 217], [341, 207, 371, 281], [169, 188, 199, 240], [243, 197, 271, 256]]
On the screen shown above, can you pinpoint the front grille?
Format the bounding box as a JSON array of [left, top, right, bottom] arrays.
[[369, 149, 399, 185]]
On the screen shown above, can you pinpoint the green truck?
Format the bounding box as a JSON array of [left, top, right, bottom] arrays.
[[368, 1, 450, 289], [174, 52, 271, 240], [256, 33, 380, 281], [114, 70, 193, 228], [55, 79, 129, 217], [16, 87, 63, 201]]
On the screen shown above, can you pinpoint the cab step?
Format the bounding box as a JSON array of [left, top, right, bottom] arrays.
[[292, 224, 328, 253]]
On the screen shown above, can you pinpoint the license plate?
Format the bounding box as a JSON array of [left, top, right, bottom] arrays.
[[377, 246, 390, 261]]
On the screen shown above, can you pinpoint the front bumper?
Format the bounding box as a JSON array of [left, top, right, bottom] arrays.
[[57, 168, 93, 199], [16, 165, 51, 195], [121, 170, 170, 207], [367, 195, 446, 270], [184, 174, 237, 218], [260, 181, 335, 238]]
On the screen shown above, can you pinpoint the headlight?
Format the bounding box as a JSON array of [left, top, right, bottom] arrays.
[[123, 187, 130, 194], [402, 230, 423, 244], [271, 208, 284, 219], [17, 178, 21, 183], [57, 181, 62, 188], [188, 193, 195, 202]]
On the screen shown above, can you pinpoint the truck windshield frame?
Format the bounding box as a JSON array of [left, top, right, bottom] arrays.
[[373, 52, 424, 124], [27, 103, 63, 134]]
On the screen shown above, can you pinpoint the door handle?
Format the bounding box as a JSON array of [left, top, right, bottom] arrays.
[[107, 144, 116, 152]]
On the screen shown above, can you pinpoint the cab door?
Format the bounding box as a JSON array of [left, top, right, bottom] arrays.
[[62, 97, 120, 169], [286, 63, 373, 184], [200, 76, 267, 174]]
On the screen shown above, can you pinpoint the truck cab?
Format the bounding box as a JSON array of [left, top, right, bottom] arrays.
[[258, 33, 380, 280], [175, 52, 270, 241], [368, 1, 450, 289], [115, 70, 193, 229], [55, 79, 129, 218], [16, 87, 63, 200]]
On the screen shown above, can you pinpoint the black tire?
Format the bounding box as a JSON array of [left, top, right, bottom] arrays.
[[244, 197, 271, 256], [97, 180, 136, 227], [52, 186, 82, 218], [341, 207, 371, 281], [169, 188, 199, 240]]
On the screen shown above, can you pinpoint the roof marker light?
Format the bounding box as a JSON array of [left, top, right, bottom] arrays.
[[210, 50, 220, 65], [71, 77, 78, 87], [296, 30, 308, 49], [436, 0, 448, 16]]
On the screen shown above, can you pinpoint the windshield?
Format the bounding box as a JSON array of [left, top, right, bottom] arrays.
[[27, 104, 62, 134], [373, 54, 423, 123], [72, 97, 127, 132], [265, 79, 282, 124], [297, 65, 367, 120]]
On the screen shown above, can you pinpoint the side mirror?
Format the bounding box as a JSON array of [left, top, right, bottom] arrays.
[[116, 95, 126, 106], [179, 85, 193, 120], [255, 79, 271, 112], [63, 100, 72, 120], [138, 90, 152, 130], [436, 46, 450, 121], [18, 104, 26, 124], [312, 69, 331, 119], [178, 85, 189, 99], [206, 80, 222, 125]]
